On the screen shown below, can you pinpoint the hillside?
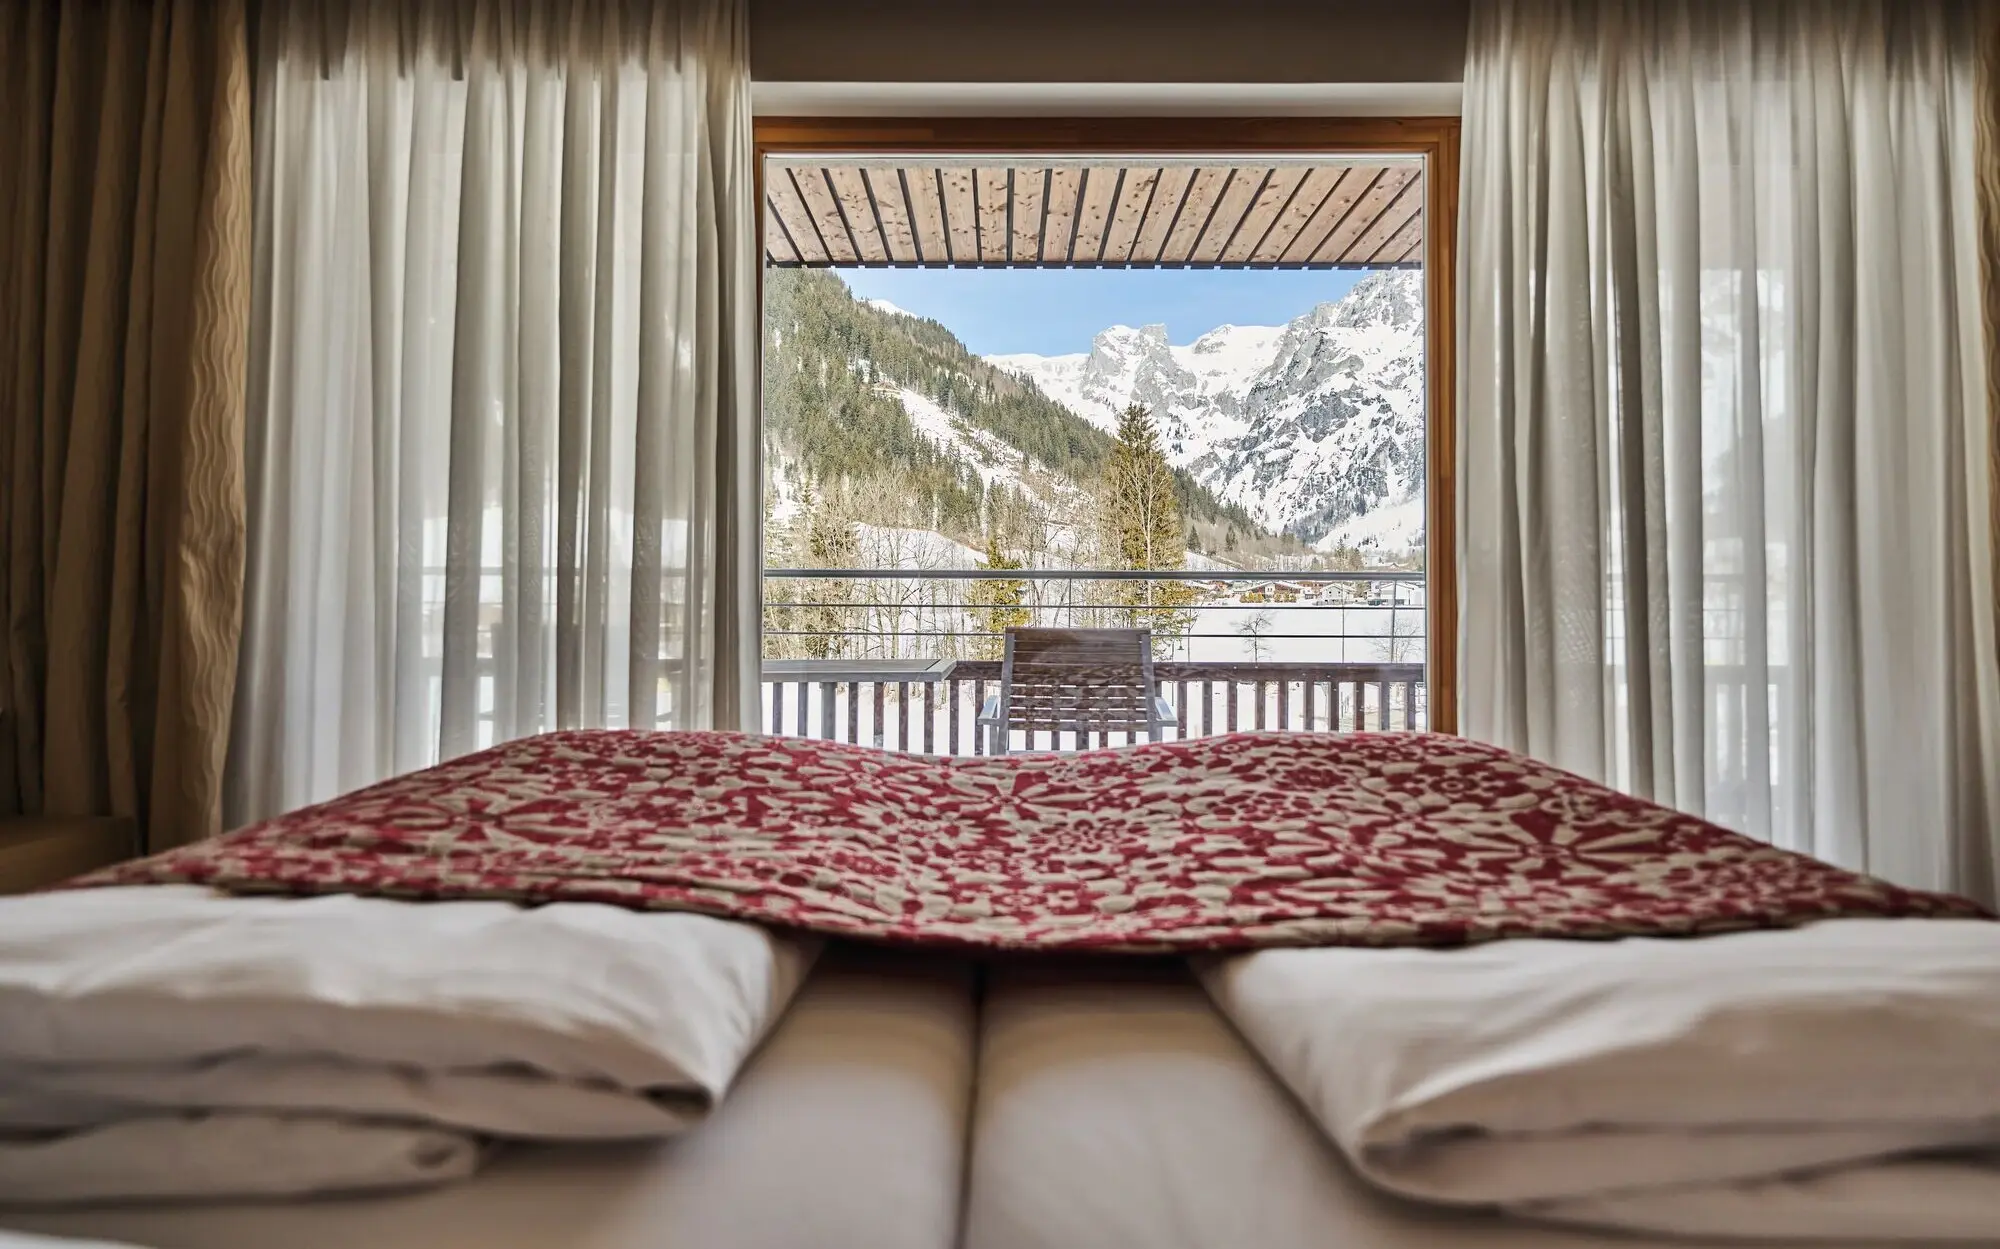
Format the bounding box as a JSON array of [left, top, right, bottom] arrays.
[[761, 269, 1270, 565]]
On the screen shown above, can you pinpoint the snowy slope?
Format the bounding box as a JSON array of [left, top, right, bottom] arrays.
[[891, 386, 1019, 489], [986, 272, 1425, 554]]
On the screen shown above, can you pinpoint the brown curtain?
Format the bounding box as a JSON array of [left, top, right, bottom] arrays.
[[0, 0, 250, 851], [1984, 10, 2000, 723]]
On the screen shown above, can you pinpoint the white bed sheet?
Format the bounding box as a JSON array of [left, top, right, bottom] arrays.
[[959, 960, 1997, 1249], [0, 948, 977, 1249]]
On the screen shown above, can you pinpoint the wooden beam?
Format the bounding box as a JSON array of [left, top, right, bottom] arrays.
[[1189, 166, 1271, 264], [938, 166, 979, 263], [1312, 167, 1418, 264], [1354, 191, 1423, 266], [863, 166, 919, 263], [977, 167, 1011, 263], [768, 169, 829, 264], [824, 166, 888, 264], [1128, 166, 1194, 265], [900, 165, 947, 265], [1424, 124, 1460, 732], [790, 167, 859, 264], [1068, 166, 1123, 263], [1098, 166, 1160, 265], [1366, 210, 1423, 266], [764, 204, 801, 265], [1221, 165, 1307, 264], [1246, 166, 1344, 264], [1278, 166, 1374, 265], [1010, 166, 1048, 262], [1158, 167, 1233, 266], [1041, 166, 1085, 264]]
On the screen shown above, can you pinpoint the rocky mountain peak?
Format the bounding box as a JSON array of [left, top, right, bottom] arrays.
[[988, 272, 1426, 558], [1329, 269, 1423, 330]]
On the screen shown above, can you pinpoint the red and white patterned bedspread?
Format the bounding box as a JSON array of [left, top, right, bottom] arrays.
[[77, 731, 1985, 951]]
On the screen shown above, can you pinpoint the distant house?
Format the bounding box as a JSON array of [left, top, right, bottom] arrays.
[[1239, 580, 1306, 604]]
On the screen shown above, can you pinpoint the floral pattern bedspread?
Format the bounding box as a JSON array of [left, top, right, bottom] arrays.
[[76, 730, 1987, 951]]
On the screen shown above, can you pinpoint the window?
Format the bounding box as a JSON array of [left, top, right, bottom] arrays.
[[752, 121, 1459, 752]]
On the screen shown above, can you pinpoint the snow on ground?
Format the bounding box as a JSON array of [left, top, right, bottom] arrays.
[[852, 524, 983, 570], [865, 298, 915, 318], [893, 386, 1020, 489], [1317, 496, 1424, 556]]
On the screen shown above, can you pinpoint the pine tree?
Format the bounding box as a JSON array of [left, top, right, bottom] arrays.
[[1100, 405, 1198, 651], [966, 535, 1031, 661], [799, 482, 862, 660]]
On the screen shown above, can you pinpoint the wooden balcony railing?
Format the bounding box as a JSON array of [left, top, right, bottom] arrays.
[[761, 658, 1426, 756]]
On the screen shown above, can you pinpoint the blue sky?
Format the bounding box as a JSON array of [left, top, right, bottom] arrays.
[[835, 267, 1365, 358]]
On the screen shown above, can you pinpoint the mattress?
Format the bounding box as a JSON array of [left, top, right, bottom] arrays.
[[959, 959, 1980, 1249], [5, 951, 1994, 1249]]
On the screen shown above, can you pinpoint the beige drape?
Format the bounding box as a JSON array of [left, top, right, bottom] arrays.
[[0, 0, 251, 851], [225, 0, 759, 824], [1460, 0, 2000, 902]]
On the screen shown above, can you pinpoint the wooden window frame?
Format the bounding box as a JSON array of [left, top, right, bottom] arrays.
[[752, 117, 1460, 734]]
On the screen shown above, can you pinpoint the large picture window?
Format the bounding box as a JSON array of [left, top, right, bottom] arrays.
[[752, 121, 1459, 753]]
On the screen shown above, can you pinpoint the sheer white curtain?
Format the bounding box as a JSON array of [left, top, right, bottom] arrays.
[[226, 0, 760, 825], [1459, 0, 2000, 902]]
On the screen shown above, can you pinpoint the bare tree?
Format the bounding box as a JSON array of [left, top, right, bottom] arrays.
[[1234, 610, 1276, 664]]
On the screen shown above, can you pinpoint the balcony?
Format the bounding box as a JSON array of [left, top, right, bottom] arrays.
[[761, 568, 1427, 755]]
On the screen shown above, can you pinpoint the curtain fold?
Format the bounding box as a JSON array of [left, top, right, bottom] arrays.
[[1460, 0, 2000, 903], [226, 0, 759, 826], [0, 0, 252, 851]]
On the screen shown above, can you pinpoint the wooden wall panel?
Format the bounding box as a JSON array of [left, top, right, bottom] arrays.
[[1041, 166, 1085, 264], [1129, 166, 1193, 265], [1221, 166, 1307, 264], [901, 166, 948, 264], [764, 205, 801, 265], [1278, 167, 1371, 265], [766, 153, 1425, 269], [824, 167, 888, 263], [1189, 166, 1271, 264], [768, 171, 829, 263], [938, 166, 980, 263], [789, 168, 859, 263], [1098, 166, 1158, 265], [976, 167, 1011, 262], [864, 167, 920, 263], [1010, 167, 1048, 262], [1068, 166, 1123, 264], [1310, 166, 1416, 263], [1158, 167, 1232, 265], [1346, 186, 1422, 265]]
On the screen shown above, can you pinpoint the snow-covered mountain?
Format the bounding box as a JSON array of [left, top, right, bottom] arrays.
[[988, 271, 1424, 556]]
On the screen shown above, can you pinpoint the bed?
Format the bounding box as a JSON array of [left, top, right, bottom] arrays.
[[0, 730, 1995, 1247], [4, 948, 1981, 1249]]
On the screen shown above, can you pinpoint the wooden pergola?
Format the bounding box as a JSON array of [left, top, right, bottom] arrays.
[[764, 159, 1423, 269]]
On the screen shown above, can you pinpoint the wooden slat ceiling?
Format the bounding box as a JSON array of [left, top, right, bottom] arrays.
[[765, 160, 1423, 270]]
